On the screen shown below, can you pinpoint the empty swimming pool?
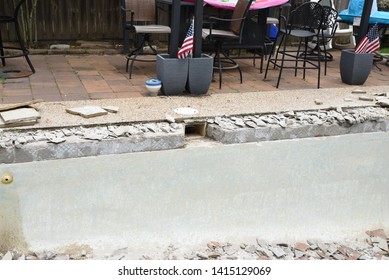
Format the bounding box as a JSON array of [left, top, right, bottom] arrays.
[[1, 130, 389, 254]]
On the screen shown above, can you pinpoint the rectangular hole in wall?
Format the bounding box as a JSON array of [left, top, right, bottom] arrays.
[[184, 123, 206, 137]]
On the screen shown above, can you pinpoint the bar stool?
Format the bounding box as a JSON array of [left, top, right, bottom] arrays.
[[0, 0, 35, 73], [264, 2, 324, 88]]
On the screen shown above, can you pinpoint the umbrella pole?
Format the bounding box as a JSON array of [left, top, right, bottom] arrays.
[[356, 0, 374, 45]]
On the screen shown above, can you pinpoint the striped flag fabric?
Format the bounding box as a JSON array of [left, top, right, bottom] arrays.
[[355, 23, 380, 54], [177, 18, 194, 59]]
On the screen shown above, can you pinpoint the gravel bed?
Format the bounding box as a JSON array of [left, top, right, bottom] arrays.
[[1, 229, 388, 260]]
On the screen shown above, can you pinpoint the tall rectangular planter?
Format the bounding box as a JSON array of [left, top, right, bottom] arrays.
[[340, 49, 373, 85], [156, 54, 188, 95], [187, 54, 213, 95]]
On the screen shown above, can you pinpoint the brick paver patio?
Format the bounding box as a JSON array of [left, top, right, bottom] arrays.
[[0, 49, 388, 104]]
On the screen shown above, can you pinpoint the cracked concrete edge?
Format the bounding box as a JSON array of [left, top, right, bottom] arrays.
[[2, 105, 389, 164], [205, 106, 389, 144], [207, 120, 389, 144], [1, 128, 185, 164]]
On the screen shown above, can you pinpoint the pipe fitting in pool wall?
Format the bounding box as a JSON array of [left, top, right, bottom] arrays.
[[1, 173, 13, 184]]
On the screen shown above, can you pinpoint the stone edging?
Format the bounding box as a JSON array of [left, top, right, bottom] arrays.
[[0, 123, 184, 164], [206, 106, 389, 144], [1, 106, 389, 164]]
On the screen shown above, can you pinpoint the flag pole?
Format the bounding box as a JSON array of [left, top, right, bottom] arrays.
[[193, 0, 204, 58]]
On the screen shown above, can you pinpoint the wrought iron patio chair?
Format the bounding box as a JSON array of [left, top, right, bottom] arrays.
[[305, 3, 339, 75], [319, 5, 339, 75], [0, 0, 35, 73], [264, 2, 325, 88], [202, 0, 254, 89], [121, 0, 171, 79]]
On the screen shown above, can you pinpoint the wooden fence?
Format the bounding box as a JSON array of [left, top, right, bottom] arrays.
[[1, 0, 123, 46], [1, 0, 350, 47]]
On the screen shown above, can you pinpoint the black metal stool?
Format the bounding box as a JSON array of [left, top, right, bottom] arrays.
[[0, 0, 35, 73]]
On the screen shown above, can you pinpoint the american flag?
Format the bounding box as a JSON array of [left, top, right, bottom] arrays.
[[355, 23, 380, 54], [177, 19, 194, 59]]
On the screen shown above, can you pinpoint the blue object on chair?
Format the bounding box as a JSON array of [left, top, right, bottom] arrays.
[[269, 24, 279, 39]]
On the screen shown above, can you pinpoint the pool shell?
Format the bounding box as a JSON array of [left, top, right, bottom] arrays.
[[1, 105, 389, 254]]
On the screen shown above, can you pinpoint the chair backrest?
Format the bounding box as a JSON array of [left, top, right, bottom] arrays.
[[230, 0, 254, 35], [288, 2, 324, 33], [10, 0, 28, 18], [322, 5, 339, 36], [122, 0, 156, 23], [317, 0, 333, 8]]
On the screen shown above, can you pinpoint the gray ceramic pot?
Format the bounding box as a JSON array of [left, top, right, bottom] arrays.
[[156, 54, 188, 95], [340, 49, 373, 85], [187, 54, 213, 95]]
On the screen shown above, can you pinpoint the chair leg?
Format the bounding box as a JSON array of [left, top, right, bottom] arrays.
[[146, 35, 158, 55], [127, 35, 146, 79], [322, 34, 328, 76], [123, 29, 130, 55], [264, 33, 280, 80], [264, 54, 271, 80], [276, 35, 288, 88], [126, 57, 130, 72], [303, 38, 308, 80], [316, 35, 321, 89], [212, 42, 243, 89], [259, 50, 264, 74], [238, 64, 243, 84], [0, 30, 5, 66], [126, 35, 142, 73], [273, 33, 285, 69], [295, 38, 303, 77], [217, 44, 222, 89], [14, 20, 35, 73]]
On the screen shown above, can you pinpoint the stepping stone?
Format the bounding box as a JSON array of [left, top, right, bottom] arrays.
[[66, 106, 108, 118], [0, 108, 40, 124], [0, 117, 37, 128]]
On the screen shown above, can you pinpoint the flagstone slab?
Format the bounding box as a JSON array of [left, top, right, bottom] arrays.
[[66, 106, 108, 118], [0, 108, 41, 124], [0, 118, 38, 128]]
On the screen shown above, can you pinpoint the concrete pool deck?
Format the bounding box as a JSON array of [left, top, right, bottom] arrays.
[[0, 49, 388, 129], [27, 85, 389, 129]]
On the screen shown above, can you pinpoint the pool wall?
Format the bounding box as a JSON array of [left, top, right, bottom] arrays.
[[1, 131, 389, 252]]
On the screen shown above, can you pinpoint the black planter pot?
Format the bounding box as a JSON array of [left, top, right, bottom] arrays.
[[156, 54, 188, 95], [340, 49, 373, 85], [187, 54, 213, 95]]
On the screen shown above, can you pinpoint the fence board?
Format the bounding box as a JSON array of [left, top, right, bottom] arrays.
[[1, 0, 350, 44], [1, 0, 123, 42]]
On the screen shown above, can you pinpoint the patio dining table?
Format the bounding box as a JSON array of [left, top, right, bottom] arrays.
[[203, 0, 289, 10], [161, 0, 289, 57]]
